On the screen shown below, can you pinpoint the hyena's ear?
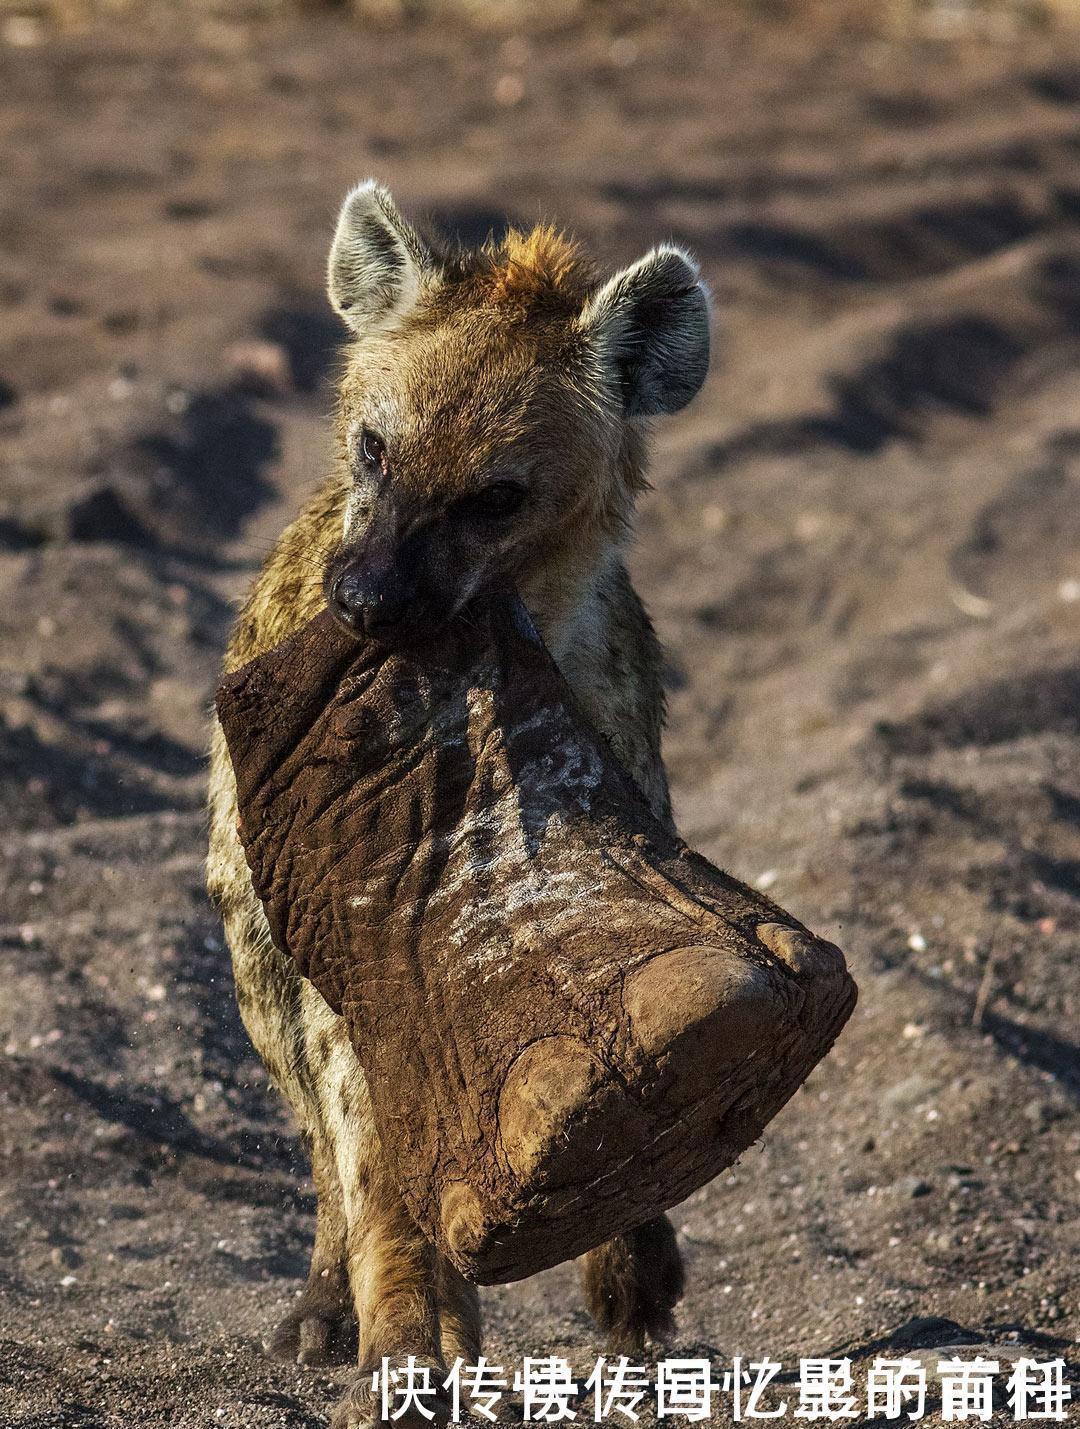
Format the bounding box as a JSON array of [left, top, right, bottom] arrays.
[[327, 181, 435, 334], [580, 246, 710, 416]]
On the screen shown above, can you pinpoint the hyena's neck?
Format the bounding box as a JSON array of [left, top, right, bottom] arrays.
[[516, 433, 644, 654], [519, 538, 623, 681]]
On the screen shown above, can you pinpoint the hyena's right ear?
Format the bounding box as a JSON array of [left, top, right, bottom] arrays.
[[327, 181, 435, 334]]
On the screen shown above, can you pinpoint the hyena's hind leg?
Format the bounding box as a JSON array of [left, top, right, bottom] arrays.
[[580, 1214, 685, 1353], [266, 1128, 356, 1366]]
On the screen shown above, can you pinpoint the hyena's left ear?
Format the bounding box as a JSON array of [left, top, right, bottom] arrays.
[[327, 181, 436, 334], [580, 246, 710, 416]]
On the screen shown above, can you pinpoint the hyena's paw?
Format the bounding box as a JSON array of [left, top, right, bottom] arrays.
[[331, 1358, 452, 1429], [265, 1268, 356, 1366], [585, 1215, 686, 1354]]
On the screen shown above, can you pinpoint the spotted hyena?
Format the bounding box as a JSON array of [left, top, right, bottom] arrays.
[[207, 182, 709, 1427]]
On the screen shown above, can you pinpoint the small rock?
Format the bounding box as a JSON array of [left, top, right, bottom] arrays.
[[224, 339, 293, 398], [1023, 1099, 1049, 1130], [3, 15, 44, 47], [494, 73, 526, 106], [610, 36, 638, 66], [904, 1177, 933, 1199], [883, 1072, 935, 1109]]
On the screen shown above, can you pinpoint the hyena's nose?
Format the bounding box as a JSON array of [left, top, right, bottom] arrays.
[[329, 568, 410, 638]]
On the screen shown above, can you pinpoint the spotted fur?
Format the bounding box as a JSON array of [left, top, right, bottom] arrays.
[[207, 184, 708, 1427]]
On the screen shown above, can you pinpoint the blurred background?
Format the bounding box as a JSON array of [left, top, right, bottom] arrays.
[[1, 2, 1078, 1425]]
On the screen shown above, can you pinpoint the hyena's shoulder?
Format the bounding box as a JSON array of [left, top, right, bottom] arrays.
[[599, 560, 673, 828], [551, 557, 672, 830], [224, 472, 348, 674], [208, 472, 347, 914]]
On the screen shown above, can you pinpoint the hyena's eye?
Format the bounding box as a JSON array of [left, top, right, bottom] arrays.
[[457, 481, 528, 521], [359, 429, 386, 469]]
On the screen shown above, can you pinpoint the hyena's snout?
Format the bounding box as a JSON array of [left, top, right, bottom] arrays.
[[324, 493, 422, 642], [327, 556, 412, 639], [324, 522, 456, 647]]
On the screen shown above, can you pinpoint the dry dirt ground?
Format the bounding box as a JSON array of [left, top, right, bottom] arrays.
[[0, 9, 1078, 1427]]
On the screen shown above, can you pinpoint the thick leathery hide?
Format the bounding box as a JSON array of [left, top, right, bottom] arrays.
[[216, 594, 857, 1284]]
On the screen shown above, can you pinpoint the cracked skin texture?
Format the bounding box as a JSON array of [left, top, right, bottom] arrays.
[[216, 593, 857, 1286]]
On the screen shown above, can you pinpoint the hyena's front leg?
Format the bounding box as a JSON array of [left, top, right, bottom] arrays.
[[580, 1215, 685, 1353], [318, 1054, 453, 1429], [332, 1154, 453, 1428], [266, 1128, 355, 1366], [211, 749, 357, 1366]]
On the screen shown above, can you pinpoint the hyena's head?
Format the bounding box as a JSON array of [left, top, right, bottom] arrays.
[[322, 181, 709, 646]]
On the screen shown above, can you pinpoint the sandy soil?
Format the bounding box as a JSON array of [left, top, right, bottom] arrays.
[[0, 9, 1077, 1427]]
